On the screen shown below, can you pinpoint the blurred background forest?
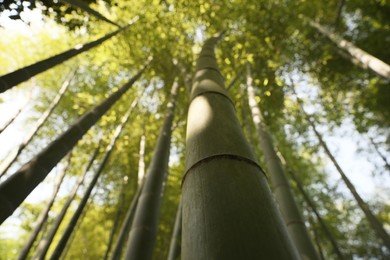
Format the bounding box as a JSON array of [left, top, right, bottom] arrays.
[[0, 0, 389, 259]]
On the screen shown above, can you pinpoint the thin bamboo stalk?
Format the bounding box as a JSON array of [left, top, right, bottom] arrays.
[[0, 16, 138, 93], [61, 0, 121, 27], [0, 63, 147, 224], [17, 153, 71, 260], [0, 67, 77, 178], [49, 99, 136, 259], [32, 141, 101, 260], [124, 79, 179, 259]]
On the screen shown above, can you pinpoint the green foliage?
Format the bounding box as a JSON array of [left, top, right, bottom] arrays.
[[1, 0, 389, 258]]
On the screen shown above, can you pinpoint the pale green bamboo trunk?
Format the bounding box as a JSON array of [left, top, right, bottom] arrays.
[[309, 20, 390, 80], [245, 64, 319, 260], [182, 33, 298, 259]]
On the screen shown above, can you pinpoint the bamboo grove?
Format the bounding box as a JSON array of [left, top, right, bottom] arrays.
[[0, 0, 389, 259]]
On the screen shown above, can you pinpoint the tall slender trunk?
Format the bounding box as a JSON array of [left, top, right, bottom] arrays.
[[167, 199, 182, 260], [49, 100, 136, 259], [0, 102, 27, 134], [110, 182, 143, 260], [286, 166, 344, 258], [368, 136, 390, 172], [182, 34, 298, 259], [62, 186, 100, 259], [308, 215, 326, 260], [245, 64, 319, 260], [0, 108, 22, 134], [61, 0, 121, 27], [109, 130, 147, 259], [226, 70, 243, 90], [0, 68, 76, 178], [334, 0, 346, 29], [294, 91, 390, 250], [0, 63, 146, 224], [309, 20, 390, 80], [103, 183, 126, 260], [0, 17, 138, 93], [240, 82, 255, 149], [32, 142, 101, 260], [124, 79, 179, 260], [17, 153, 71, 260], [0, 88, 33, 135]]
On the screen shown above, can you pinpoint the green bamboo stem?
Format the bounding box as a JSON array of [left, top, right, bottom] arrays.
[[167, 199, 182, 260], [245, 63, 319, 260], [182, 33, 299, 259], [309, 20, 390, 80], [124, 79, 179, 260]]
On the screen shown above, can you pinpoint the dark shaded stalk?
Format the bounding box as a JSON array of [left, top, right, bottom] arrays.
[[293, 88, 390, 250], [17, 153, 71, 260], [62, 186, 100, 259], [368, 136, 390, 172], [109, 131, 147, 260], [0, 87, 33, 135], [308, 215, 326, 260], [109, 182, 143, 260], [49, 99, 136, 259], [334, 0, 346, 29], [0, 108, 23, 134], [167, 199, 182, 260], [246, 63, 319, 260], [101, 100, 139, 260], [32, 141, 101, 260], [286, 167, 344, 259], [61, 0, 121, 27], [0, 67, 77, 178], [182, 34, 298, 259], [0, 17, 138, 93], [103, 183, 126, 260], [226, 69, 243, 90], [0, 63, 147, 224], [124, 79, 179, 260]]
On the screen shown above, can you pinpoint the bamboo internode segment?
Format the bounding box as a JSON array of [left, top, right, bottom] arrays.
[[182, 153, 266, 187], [182, 34, 299, 259]]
